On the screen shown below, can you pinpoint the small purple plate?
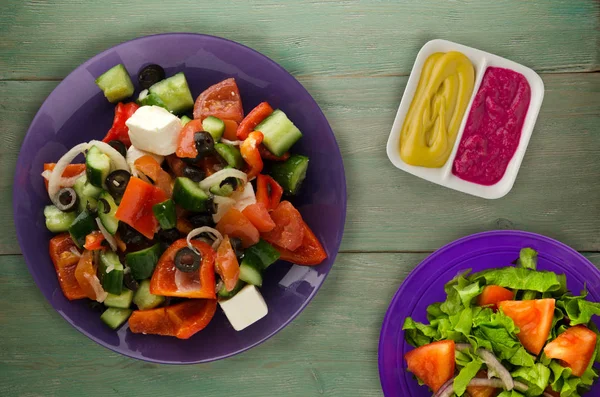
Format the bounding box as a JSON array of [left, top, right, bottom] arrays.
[[379, 230, 600, 396], [13, 33, 346, 364]]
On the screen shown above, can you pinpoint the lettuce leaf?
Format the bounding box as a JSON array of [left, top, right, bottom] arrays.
[[556, 290, 600, 326], [517, 247, 538, 270], [496, 391, 525, 397], [469, 267, 566, 294], [453, 357, 482, 396], [511, 363, 550, 395]]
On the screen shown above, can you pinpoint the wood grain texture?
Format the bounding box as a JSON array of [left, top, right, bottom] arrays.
[[2, 73, 599, 254], [1, 0, 598, 80]]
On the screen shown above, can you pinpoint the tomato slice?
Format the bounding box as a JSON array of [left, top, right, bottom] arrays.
[[176, 119, 203, 159], [236, 101, 273, 140], [129, 299, 217, 339], [222, 119, 239, 141], [404, 340, 455, 393], [101, 102, 139, 147], [499, 298, 555, 355], [83, 231, 106, 251], [150, 239, 216, 299], [273, 220, 327, 266], [258, 145, 290, 161], [256, 174, 283, 211], [193, 78, 244, 123], [74, 250, 105, 301], [115, 177, 168, 239], [544, 325, 597, 377], [466, 371, 497, 397], [477, 285, 514, 310], [49, 233, 86, 300], [261, 201, 304, 251], [242, 203, 276, 233], [240, 131, 264, 180], [43, 163, 86, 190], [215, 208, 260, 248], [134, 155, 173, 196], [215, 236, 240, 292]]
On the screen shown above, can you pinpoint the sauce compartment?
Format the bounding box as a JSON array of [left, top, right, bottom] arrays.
[[387, 39, 544, 199]]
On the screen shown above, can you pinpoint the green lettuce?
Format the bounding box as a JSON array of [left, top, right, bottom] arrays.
[[517, 247, 538, 270], [453, 357, 482, 396], [469, 267, 566, 294], [511, 363, 550, 395], [556, 290, 600, 326]]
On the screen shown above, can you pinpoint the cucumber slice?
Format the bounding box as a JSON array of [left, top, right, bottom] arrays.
[[202, 116, 225, 141], [86, 146, 111, 187], [82, 180, 103, 199], [95, 64, 135, 103], [148, 72, 194, 114], [214, 143, 244, 169], [217, 279, 246, 299], [172, 177, 210, 212], [209, 183, 235, 197], [239, 254, 263, 287], [97, 191, 119, 234], [245, 239, 280, 270], [73, 175, 99, 212], [270, 154, 309, 195], [255, 109, 302, 156], [133, 280, 165, 310], [44, 205, 77, 233], [98, 251, 124, 295], [100, 307, 132, 330], [68, 210, 98, 248], [152, 199, 177, 230], [180, 115, 192, 126], [125, 244, 162, 280], [104, 288, 134, 309]]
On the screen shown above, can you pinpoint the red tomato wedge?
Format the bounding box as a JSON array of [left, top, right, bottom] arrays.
[[176, 119, 203, 159], [129, 299, 217, 339], [242, 203, 276, 232], [49, 234, 86, 300], [150, 239, 216, 299], [258, 145, 290, 161], [404, 340, 455, 393], [222, 119, 239, 141], [115, 177, 167, 239], [193, 78, 244, 123], [261, 201, 304, 251], [74, 250, 105, 301], [274, 220, 327, 266], [83, 231, 106, 251], [215, 236, 240, 292], [240, 131, 264, 180], [466, 371, 498, 397], [101, 102, 139, 147], [134, 155, 173, 196], [544, 325, 597, 377], [499, 298, 555, 355], [215, 208, 260, 248], [256, 174, 283, 211], [478, 285, 514, 310], [43, 163, 86, 190], [236, 101, 273, 140]]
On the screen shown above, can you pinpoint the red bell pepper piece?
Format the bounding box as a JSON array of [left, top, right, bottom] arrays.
[[129, 299, 217, 339], [274, 220, 327, 266], [150, 239, 216, 299], [134, 155, 173, 196], [215, 208, 260, 248], [83, 231, 106, 251], [258, 145, 290, 161], [256, 174, 283, 211], [49, 234, 86, 300], [115, 177, 167, 239], [236, 102, 273, 140], [240, 131, 264, 180], [43, 163, 86, 190], [215, 236, 240, 292], [74, 250, 105, 301], [176, 119, 203, 160], [242, 203, 276, 233], [102, 102, 139, 147]]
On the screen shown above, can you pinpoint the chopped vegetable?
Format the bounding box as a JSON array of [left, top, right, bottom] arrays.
[[256, 174, 283, 211], [101, 102, 139, 146], [75, 250, 107, 302], [261, 201, 304, 251], [193, 78, 244, 122], [44, 205, 77, 232], [499, 298, 555, 355], [242, 203, 276, 233], [404, 340, 455, 393], [477, 285, 514, 310], [152, 199, 177, 230], [254, 109, 302, 156], [240, 131, 264, 180], [273, 219, 327, 266], [215, 208, 260, 248], [236, 101, 273, 140], [49, 234, 86, 300], [115, 177, 168, 239], [270, 154, 309, 195], [544, 325, 597, 377], [215, 236, 240, 292], [125, 243, 162, 280], [84, 231, 106, 251], [95, 64, 135, 103]]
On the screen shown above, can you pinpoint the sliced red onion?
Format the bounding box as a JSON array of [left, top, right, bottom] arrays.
[[69, 247, 82, 257], [455, 343, 471, 352], [199, 168, 247, 191], [477, 348, 514, 391], [467, 378, 529, 392], [212, 196, 236, 223], [41, 169, 86, 187], [220, 138, 242, 146], [433, 378, 455, 397], [186, 227, 223, 253], [47, 143, 90, 206], [87, 140, 129, 171], [232, 182, 256, 211], [95, 218, 117, 251], [83, 273, 107, 303]]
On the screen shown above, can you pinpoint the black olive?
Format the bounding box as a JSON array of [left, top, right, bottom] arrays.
[[107, 140, 127, 158], [55, 187, 78, 212], [98, 198, 111, 214], [118, 223, 147, 246], [138, 64, 166, 90], [174, 247, 201, 273], [182, 165, 205, 182], [123, 271, 139, 292], [230, 237, 244, 261], [220, 177, 238, 190], [188, 213, 215, 228], [194, 131, 215, 158], [158, 228, 181, 245], [105, 170, 131, 197], [87, 301, 105, 313]]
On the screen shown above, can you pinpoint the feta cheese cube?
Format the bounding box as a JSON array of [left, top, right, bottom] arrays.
[[219, 285, 268, 331], [125, 105, 182, 155]]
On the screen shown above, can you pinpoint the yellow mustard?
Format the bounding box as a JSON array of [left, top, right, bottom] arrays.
[[400, 51, 475, 167]]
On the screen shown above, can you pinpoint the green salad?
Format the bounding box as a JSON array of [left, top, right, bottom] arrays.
[[403, 248, 600, 397]]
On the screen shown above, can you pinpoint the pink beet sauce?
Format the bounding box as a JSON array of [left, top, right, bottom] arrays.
[[452, 67, 531, 185]]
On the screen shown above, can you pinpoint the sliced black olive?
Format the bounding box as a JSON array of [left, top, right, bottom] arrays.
[[230, 237, 244, 261], [188, 213, 215, 228], [105, 170, 131, 197], [138, 64, 166, 90], [98, 198, 111, 214], [158, 228, 181, 245], [182, 165, 205, 182], [123, 271, 139, 292], [107, 140, 127, 158], [118, 223, 147, 246], [194, 131, 215, 158], [174, 247, 201, 273], [220, 177, 238, 190], [55, 187, 78, 212]]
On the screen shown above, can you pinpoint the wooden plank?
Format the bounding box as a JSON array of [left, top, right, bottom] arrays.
[[3, 73, 600, 254], [1, 0, 598, 80], [3, 252, 600, 396]]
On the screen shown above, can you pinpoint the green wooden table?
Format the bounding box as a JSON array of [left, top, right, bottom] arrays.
[[1, 1, 599, 395]]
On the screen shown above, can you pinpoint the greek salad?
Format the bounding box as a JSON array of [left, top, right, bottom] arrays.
[[42, 63, 326, 338], [402, 248, 600, 397]]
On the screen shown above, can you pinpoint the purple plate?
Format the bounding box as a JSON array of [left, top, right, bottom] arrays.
[[13, 33, 346, 364], [379, 230, 600, 396]]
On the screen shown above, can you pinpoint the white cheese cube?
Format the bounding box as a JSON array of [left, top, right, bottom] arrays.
[[125, 105, 182, 155], [219, 285, 268, 331]]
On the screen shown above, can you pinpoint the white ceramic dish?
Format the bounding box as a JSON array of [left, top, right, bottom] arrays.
[[386, 39, 545, 199]]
